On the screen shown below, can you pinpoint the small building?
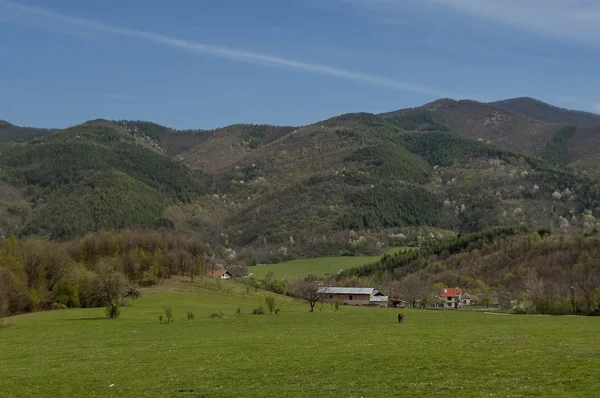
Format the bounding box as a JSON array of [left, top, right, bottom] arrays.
[[461, 293, 474, 306], [388, 297, 408, 308], [209, 270, 232, 279], [441, 287, 462, 308], [317, 287, 388, 307]]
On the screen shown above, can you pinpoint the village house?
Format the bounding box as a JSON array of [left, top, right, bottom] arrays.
[[441, 287, 462, 308], [209, 270, 232, 279], [388, 297, 408, 308], [461, 293, 474, 306], [317, 287, 388, 307]]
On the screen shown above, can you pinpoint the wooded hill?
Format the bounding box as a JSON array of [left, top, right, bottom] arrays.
[[1, 98, 600, 265]]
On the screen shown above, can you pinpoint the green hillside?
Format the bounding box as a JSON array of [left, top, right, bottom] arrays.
[[0, 124, 205, 239], [2, 96, 600, 261]]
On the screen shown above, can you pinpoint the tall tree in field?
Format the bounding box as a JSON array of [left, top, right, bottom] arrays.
[[98, 261, 140, 318], [294, 279, 321, 312]]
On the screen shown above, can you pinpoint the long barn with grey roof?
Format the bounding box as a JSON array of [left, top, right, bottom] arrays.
[[317, 287, 388, 307]]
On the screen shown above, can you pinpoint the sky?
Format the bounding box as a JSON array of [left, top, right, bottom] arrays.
[[1, 0, 599, 129]]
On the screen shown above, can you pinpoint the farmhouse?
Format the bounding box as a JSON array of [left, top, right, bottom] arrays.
[[441, 287, 462, 308], [461, 293, 474, 306], [209, 269, 232, 279], [317, 287, 388, 307], [388, 297, 408, 308]]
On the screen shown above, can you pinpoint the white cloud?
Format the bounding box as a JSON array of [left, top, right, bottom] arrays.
[[346, 0, 600, 47], [0, 0, 449, 97]]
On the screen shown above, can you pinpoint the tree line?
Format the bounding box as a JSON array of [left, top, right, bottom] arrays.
[[0, 229, 211, 317]]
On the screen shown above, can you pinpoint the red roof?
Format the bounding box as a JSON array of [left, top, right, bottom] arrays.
[[209, 270, 227, 277], [441, 288, 462, 297]]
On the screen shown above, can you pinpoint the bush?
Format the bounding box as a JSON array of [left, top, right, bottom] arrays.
[[274, 308, 280, 314], [162, 304, 174, 324], [264, 296, 277, 314], [252, 306, 265, 315], [333, 300, 340, 312], [236, 308, 242, 316], [50, 302, 68, 310], [187, 311, 195, 320]]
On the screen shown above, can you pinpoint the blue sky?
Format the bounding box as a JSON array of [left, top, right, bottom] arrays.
[[1, 0, 599, 129]]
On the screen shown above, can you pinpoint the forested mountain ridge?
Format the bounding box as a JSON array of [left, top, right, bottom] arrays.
[[1, 97, 600, 265], [491, 97, 600, 128], [0, 120, 56, 142], [380, 98, 600, 176]]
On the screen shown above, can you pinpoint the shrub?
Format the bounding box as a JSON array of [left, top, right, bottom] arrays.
[[252, 306, 265, 315], [274, 308, 280, 314], [163, 304, 174, 324], [50, 303, 68, 310], [333, 300, 340, 312], [187, 311, 195, 320], [236, 308, 242, 316], [264, 296, 277, 314]]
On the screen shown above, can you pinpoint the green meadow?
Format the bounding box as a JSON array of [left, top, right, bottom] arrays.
[[248, 247, 413, 279], [1, 278, 599, 397]]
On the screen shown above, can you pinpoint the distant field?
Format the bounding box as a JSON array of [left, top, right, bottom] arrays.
[[248, 247, 414, 279], [1, 278, 599, 397]]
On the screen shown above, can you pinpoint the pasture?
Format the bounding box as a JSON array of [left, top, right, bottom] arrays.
[[1, 278, 599, 397], [248, 247, 413, 279]]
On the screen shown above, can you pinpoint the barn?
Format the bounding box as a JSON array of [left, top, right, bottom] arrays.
[[317, 287, 388, 307]]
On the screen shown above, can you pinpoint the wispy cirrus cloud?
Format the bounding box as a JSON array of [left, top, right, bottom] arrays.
[[0, 0, 450, 98], [345, 0, 600, 47]]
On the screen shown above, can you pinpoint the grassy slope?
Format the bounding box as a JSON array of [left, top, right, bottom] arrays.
[[248, 247, 413, 279], [1, 279, 599, 397]]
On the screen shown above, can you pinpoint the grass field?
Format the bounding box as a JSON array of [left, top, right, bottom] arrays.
[[248, 247, 413, 279], [1, 278, 600, 397]]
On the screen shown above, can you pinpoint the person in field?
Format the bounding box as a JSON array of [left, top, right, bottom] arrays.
[[397, 313, 404, 323]]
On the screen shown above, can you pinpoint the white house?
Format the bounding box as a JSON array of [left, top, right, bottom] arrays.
[[441, 287, 462, 308]]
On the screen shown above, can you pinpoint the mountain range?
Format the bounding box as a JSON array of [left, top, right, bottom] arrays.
[[2, 97, 600, 265]]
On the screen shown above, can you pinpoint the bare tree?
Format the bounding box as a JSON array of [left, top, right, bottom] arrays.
[[98, 262, 140, 318], [573, 254, 600, 313], [400, 276, 424, 307], [294, 279, 321, 312], [523, 268, 544, 313]]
